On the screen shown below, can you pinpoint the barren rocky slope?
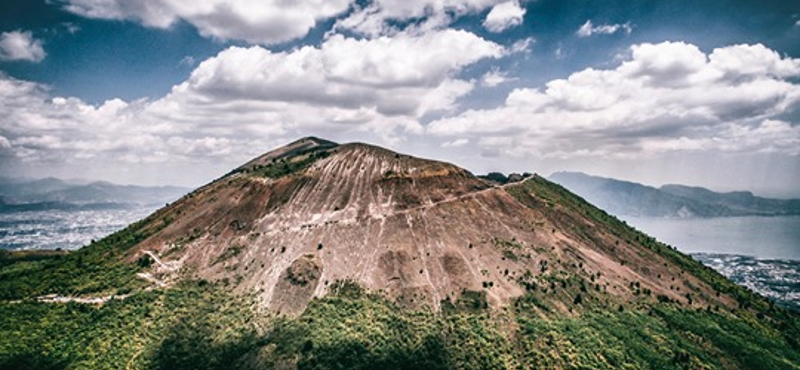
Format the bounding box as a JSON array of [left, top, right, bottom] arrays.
[[129, 137, 739, 315]]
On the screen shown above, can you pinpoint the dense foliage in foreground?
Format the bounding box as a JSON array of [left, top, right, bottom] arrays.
[[1, 278, 798, 370]]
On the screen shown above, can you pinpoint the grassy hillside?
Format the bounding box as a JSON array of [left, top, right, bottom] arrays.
[[1, 277, 799, 370], [0, 281, 257, 370]]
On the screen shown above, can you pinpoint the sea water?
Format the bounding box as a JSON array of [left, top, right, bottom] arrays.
[[622, 216, 800, 260], [623, 215, 800, 310], [0, 207, 154, 251]]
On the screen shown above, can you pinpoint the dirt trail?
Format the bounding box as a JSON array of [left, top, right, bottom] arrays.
[[32, 250, 172, 305], [266, 180, 519, 235], [36, 293, 131, 304]]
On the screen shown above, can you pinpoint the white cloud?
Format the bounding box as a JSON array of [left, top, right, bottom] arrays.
[[0, 135, 10, 149], [179, 56, 196, 68], [61, 0, 351, 44], [174, 29, 503, 117], [642, 119, 800, 156], [576, 20, 631, 37], [0, 29, 503, 178], [334, 0, 504, 37], [63, 23, 81, 34], [554, 47, 562, 60], [481, 68, 515, 87], [483, 1, 526, 33], [441, 138, 469, 147], [61, 0, 517, 42], [428, 42, 800, 158], [0, 31, 46, 62], [366, 0, 500, 20], [62, 0, 518, 42], [510, 37, 535, 53], [0, 77, 166, 163]]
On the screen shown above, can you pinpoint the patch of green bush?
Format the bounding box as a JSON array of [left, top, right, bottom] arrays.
[[249, 149, 331, 179]]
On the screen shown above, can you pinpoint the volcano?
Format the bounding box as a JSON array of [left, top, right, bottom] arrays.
[[3, 137, 799, 370], [124, 137, 744, 316]]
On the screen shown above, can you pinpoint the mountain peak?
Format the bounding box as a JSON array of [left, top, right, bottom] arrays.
[[234, 136, 338, 174], [126, 139, 743, 315]]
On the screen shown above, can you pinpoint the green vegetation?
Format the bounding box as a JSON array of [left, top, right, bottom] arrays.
[[0, 280, 258, 370], [492, 237, 525, 262], [513, 304, 800, 369], [478, 172, 508, 184], [246, 148, 332, 179], [2, 278, 798, 370], [442, 290, 489, 313], [0, 249, 68, 268]]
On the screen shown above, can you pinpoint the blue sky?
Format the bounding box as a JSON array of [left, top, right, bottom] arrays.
[[0, 0, 799, 197]]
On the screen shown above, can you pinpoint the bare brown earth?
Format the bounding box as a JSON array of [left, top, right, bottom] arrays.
[[126, 137, 737, 315]]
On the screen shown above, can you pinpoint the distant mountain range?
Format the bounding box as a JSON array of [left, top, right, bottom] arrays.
[[0, 177, 189, 211], [548, 171, 800, 218]]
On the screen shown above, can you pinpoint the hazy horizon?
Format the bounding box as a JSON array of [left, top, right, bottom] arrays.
[[3, 158, 799, 200]]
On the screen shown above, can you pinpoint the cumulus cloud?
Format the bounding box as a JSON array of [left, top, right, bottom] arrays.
[[0, 29, 503, 177], [428, 42, 800, 158], [0, 31, 46, 62], [61, 0, 351, 44], [576, 20, 631, 37], [483, 1, 526, 33], [0, 76, 176, 164], [170, 29, 503, 118]]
